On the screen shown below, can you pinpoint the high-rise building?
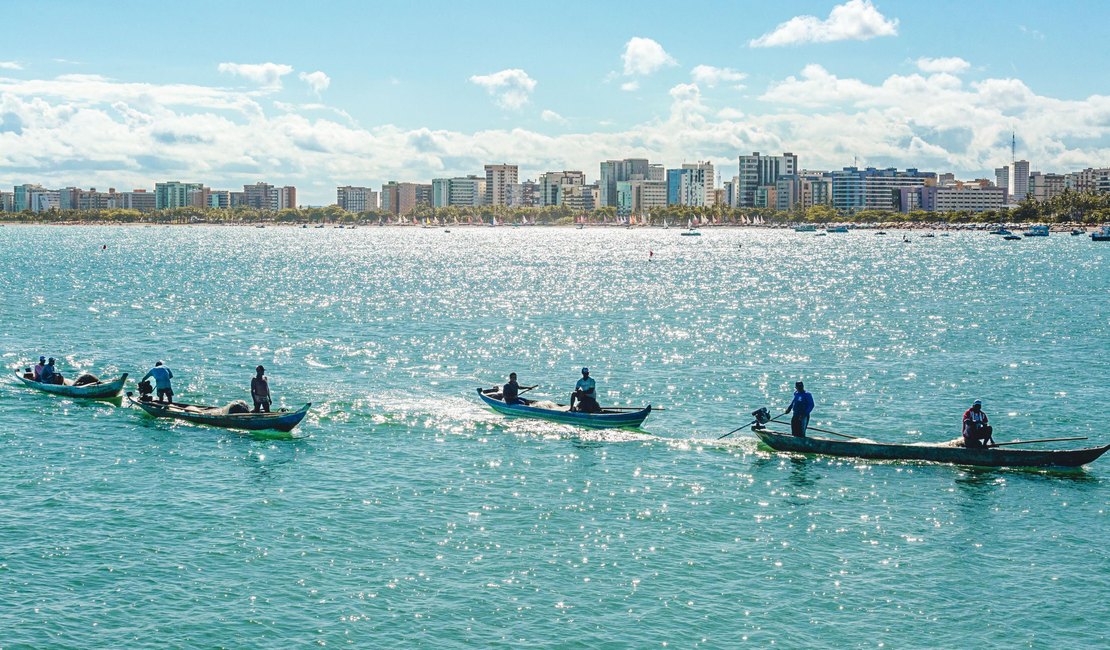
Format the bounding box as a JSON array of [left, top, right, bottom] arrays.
[[381, 181, 432, 217], [1009, 160, 1030, 201], [13, 184, 47, 212], [616, 179, 668, 217], [0, 190, 11, 212], [337, 186, 379, 212], [1027, 172, 1065, 202], [666, 161, 715, 207], [506, 179, 541, 208], [484, 164, 518, 206], [906, 183, 1007, 213], [830, 167, 935, 213], [800, 174, 832, 209], [737, 152, 798, 208], [994, 166, 1009, 193], [598, 159, 663, 207], [539, 171, 585, 206], [1065, 167, 1110, 194], [431, 176, 485, 208], [29, 189, 61, 212], [155, 181, 204, 209], [560, 184, 600, 213], [121, 189, 156, 212]]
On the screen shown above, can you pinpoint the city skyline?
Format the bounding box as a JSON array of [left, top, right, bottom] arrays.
[[1, 0, 1108, 205]]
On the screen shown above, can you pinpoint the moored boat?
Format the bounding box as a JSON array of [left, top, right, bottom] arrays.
[[751, 428, 1108, 468], [15, 372, 128, 399], [128, 395, 310, 432], [1022, 224, 1050, 237], [1091, 226, 1110, 241], [476, 388, 651, 429]]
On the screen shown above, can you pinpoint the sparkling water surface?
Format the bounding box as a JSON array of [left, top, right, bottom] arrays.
[[0, 225, 1106, 648]]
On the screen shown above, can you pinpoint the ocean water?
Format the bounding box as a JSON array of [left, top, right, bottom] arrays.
[[0, 225, 1106, 648]]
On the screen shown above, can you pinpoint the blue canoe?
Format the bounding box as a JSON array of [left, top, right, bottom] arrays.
[[476, 388, 652, 429]]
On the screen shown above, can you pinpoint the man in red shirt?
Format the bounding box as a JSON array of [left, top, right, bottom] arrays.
[[962, 399, 993, 448]]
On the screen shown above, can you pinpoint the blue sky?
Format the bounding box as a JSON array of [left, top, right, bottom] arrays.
[[1, 0, 1107, 205]]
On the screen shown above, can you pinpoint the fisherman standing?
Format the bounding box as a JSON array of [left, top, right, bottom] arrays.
[[784, 381, 815, 437], [251, 365, 272, 413], [142, 361, 174, 404]]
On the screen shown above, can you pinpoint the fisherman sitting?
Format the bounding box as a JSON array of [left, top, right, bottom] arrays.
[[962, 399, 994, 448], [502, 372, 536, 406], [569, 367, 601, 413]]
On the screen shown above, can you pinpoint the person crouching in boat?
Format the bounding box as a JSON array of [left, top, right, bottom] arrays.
[[962, 399, 993, 448], [502, 372, 536, 406], [784, 381, 814, 437], [251, 365, 271, 413], [142, 361, 174, 404], [570, 367, 601, 413]]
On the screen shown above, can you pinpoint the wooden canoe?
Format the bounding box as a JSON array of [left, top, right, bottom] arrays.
[[128, 396, 310, 432], [752, 428, 1109, 468], [477, 388, 651, 429], [15, 372, 128, 400]]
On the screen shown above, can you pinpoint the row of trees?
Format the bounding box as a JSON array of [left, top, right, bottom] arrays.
[[2, 189, 1107, 225]]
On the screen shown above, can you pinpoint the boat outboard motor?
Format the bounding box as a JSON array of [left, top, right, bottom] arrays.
[[751, 407, 771, 429], [137, 379, 154, 402]]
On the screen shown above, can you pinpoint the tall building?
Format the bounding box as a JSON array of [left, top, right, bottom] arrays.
[[207, 190, 232, 209], [598, 159, 662, 207], [994, 166, 1009, 193], [560, 184, 600, 213], [539, 171, 585, 206], [0, 190, 11, 212], [337, 186, 379, 212], [1027, 172, 1065, 202], [431, 176, 485, 208], [906, 183, 1006, 213], [1065, 167, 1110, 194], [830, 167, 935, 213], [29, 189, 61, 212], [506, 179, 541, 208], [1009, 160, 1030, 201], [381, 181, 432, 217], [121, 189, 156, 212], [484, 164, 518, 206], [616, 179, 668, 217], [800, 174, 832, 209], [155, 181, 204, 209], [13, 184, 47, 212], [666, 161, 715, 207], [737, 152, 798, 208]]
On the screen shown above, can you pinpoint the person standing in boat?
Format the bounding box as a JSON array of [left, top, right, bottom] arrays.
[[962, 399, 993, 448], [570, 367, 601, 413], [502, 372, 537, 406], [33, 356, 46, 381], [142, 361, 174, 404], [784, 381, 814, 437], [251, 365, 272, 413]]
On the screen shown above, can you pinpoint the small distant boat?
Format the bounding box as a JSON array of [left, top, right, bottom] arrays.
[[826, 226, 849, 233], [988, 228, 1011, 235], [1022, 224, 1050, 237], [15, 372, 128, 400], [1070, 229, 1085, 236], [751, 428, 1109, 468], [128, 395, 310, 432], [1091, 226, 1110, 241], [922, 232, 936, 238], [576, 224, 585, 230], [875, 231, 887, 235], [794, 224, 816, 232], [476, 389, 651, 430], [902, 235, 912, 243], [1003, 234, 1023, 241], [681, 219, 702, 236]]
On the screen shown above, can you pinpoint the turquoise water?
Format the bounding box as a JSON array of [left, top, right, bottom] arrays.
[[1, 225, 1106, 648]]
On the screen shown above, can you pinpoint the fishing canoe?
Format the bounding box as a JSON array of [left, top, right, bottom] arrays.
[[128, 396, 310, 432], [752, 428, 1108, 468], [15, 372, 128, 399], [476, 388, 651, 429]]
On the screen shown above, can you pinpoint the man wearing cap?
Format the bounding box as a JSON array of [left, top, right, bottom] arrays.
[[570, 367, 600, 413], [33, 356, 46, 381], [142, 361, 174, 404], [251, 365, 271, 413], [962, 399, 993, 448], [784, 381, 815, 437], [40, 358, 60, 385], [502, 372, 537, 406]]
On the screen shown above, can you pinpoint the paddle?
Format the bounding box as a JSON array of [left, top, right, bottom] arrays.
[[602, 405, 666, 411], [804, 424, 859, 440], [989, 436, 1088, 447]]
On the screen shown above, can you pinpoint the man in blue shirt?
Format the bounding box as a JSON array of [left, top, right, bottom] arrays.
[[502, 372, 537, 406], [784, 381, 814, 437], [570, 367, 600, 413], [40, 358, 59, 384], [142, 361, 174, 404]]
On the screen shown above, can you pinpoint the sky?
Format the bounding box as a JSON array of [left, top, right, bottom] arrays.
[[1, 0, 1108, 205]]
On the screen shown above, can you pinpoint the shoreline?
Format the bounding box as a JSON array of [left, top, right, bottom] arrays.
[[0, 220, 1104, 230]]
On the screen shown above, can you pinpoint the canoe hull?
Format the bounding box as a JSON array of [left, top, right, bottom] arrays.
[[130, 398, 310, 432], [477, 389, 651, 429], [752, 428, 1108, 468], [16, 372, 128, 399]]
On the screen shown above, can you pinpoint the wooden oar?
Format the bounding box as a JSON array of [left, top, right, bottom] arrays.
[[603, 405, 665, 411], [989, 436, 1088, 447], [806, 424, 859, 440], [719, 414, 786, 440]]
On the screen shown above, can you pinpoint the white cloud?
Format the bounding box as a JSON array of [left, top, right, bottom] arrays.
[[540, 109, 568, 124], [217, 62, 294, 88], [691, 65, 748, 88], [621, 37, 677, 75], [299, 71, 331, 94], [750, 0, 898, 47], [0, 66, 1107, 206], [620, 81, 640, 92], [916, 57, 970, 74], [0, 61, 22, 70], [469, 68, 536, 110]]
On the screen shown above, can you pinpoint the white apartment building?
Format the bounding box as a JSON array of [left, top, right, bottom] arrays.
[[484, 164, 518, 206]]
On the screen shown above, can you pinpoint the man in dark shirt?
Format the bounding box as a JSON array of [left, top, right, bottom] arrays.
[[503, 372, 536, 405], [251, 365, 271, 413], [784, 381, 815, 437]]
